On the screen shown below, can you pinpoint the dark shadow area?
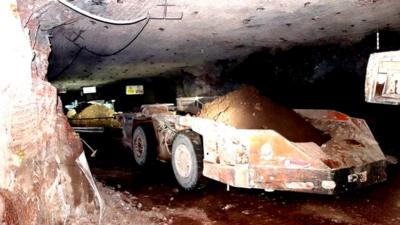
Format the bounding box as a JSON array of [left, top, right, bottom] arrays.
[[59, 76, 178, 113]]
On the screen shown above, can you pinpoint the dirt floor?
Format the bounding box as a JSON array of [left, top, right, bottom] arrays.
[[198, 86, 330, 145], [77, 133, 400, 225], [67, 181, 211, 225]]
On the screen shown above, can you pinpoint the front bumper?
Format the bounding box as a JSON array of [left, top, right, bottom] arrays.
[[250, 160, 387, 195], [203, 160, 387, 195]]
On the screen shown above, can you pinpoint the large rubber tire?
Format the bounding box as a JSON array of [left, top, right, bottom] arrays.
[[132, 124, 156, 167], [171, 130, 205, 190]]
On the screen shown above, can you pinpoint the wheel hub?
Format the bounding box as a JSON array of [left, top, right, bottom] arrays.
[[134, 136, 144, 159], [174, 144, 192, 178]]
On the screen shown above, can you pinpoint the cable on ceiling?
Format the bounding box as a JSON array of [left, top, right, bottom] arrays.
[[65, 14, 151, 57], [58, 0, 148, 25]]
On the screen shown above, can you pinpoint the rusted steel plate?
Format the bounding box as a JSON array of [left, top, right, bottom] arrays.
[[203, 162, 250, 188]]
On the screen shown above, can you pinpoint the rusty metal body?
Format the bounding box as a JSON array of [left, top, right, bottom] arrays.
[[120, 103, 386, 194]]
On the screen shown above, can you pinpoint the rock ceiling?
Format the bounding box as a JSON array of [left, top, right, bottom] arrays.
[[45, 0, 400, 89]]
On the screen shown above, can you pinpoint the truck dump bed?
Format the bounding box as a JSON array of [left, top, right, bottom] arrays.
[[166, 109, 386, 194]]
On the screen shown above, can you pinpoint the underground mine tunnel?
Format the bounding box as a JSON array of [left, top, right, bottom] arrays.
[[2, 0, 400, 224]]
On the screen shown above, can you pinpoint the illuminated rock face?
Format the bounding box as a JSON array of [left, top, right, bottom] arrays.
[[0, 1, 95, 224]]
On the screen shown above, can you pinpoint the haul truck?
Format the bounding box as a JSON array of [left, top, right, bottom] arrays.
[[117, 98, 387, 195]]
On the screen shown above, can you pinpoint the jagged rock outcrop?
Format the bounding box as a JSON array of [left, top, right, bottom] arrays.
[[0, 1, 97, 224]]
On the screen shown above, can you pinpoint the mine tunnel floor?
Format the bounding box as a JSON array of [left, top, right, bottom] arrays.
[[81, 133, 400, 225]]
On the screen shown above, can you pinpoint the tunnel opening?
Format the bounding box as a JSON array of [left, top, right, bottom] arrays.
[[53, 28, 400, 224]]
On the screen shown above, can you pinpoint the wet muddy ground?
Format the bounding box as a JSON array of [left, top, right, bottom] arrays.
[[82, 132, 400, 225]]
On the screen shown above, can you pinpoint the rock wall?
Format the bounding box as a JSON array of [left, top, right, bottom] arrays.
[[0, 0, 96, 224]]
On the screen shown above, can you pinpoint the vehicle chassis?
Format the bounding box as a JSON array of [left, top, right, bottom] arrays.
[[119, 104, 387, 194]]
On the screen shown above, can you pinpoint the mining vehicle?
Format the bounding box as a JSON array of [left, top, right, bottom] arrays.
[[116, 97, 387, 195]]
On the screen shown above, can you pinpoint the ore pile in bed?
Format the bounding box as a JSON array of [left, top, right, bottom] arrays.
[[198, 86, 330, 145], [70, 104, 121, 128]]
